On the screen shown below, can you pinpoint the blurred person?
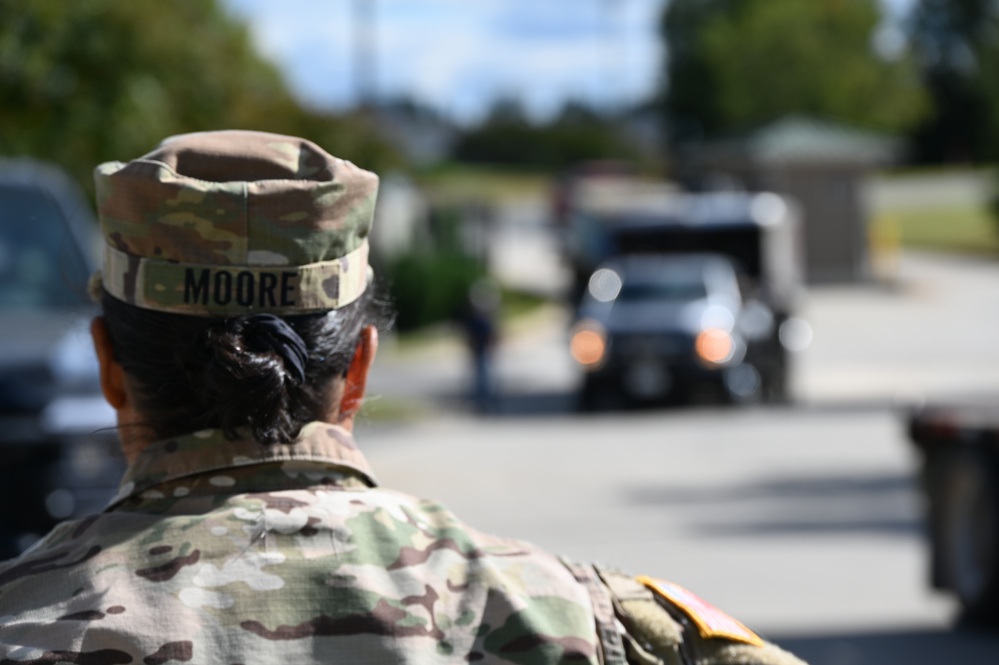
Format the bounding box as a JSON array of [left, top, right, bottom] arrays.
[[461, 276, 500, 413], [0, 131, 806, 665]]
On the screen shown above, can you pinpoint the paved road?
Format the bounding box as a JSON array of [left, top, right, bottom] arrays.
[[798, 251, 999, 404], [361, 250, 999, 664]]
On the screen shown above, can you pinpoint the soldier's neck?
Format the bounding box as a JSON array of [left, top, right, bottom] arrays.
[[115, 402, 155, 466]]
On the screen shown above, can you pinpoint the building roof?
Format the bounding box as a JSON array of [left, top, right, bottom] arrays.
[[701, 115, 902, 166]]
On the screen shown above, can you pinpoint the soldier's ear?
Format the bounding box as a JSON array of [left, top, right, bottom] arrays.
[[91, 317, 129, 410], [337, 325, 378, 431]]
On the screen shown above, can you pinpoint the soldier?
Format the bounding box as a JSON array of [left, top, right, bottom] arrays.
[[0, 131, 806, 665]]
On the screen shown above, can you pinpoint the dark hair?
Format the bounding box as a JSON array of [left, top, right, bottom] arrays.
[[100, 284, 391, 446]]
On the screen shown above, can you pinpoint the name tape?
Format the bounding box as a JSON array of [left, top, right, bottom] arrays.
[[101, 241, 369, 315]]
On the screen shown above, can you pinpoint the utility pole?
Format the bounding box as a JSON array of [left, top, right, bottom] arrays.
[[601, 0, 624, 113], [353, 0, 376, 108], [603, 0, 628, 111]]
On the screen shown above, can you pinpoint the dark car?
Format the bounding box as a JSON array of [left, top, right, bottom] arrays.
[[0, 159, 122, 557], [570, 253, 788, 408]]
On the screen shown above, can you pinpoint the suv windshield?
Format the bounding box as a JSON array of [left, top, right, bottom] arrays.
[[618, 279, 708, 303], [0, 184, 91, 310]]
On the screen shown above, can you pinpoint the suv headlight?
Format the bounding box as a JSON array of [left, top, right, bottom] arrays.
[[570, 320, 608, 369], [695, 328, 735, 367]]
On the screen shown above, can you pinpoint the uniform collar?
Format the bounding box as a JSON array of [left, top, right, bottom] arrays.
[[106, 421, 377, 509]]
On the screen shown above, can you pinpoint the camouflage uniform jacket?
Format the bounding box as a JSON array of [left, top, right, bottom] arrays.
[[0, 423, 805, 665]]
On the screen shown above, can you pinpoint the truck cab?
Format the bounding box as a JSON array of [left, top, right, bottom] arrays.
[[561, 180, 803, 408], [571, 253, 784, 407]]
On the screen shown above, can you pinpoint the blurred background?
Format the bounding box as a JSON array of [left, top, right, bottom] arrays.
[[4, 0, 999, 662]]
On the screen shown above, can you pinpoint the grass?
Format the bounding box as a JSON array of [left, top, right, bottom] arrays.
[[499, 288, 548, 321], [414, 164, 552, 205], [870, 166, 999, 257], [873, 204, 999, 257]]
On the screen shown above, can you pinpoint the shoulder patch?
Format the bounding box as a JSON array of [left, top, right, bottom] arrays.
[[636, 576, 764, 647]]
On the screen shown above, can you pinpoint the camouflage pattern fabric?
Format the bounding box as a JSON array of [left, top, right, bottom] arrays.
[[0, 424, 806, 664], [0, 424, 601, 664], [92, 130, 378, 316]]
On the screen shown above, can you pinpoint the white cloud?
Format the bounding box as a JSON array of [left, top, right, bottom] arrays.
[[223, 0, 665, 120]]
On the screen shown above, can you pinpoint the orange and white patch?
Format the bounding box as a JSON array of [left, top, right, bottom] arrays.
[[637, 576, 764, 647]]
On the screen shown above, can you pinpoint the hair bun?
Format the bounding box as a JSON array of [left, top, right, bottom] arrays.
[[242, 314, 309, 385]]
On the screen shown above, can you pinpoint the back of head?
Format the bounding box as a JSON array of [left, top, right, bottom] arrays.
[[91, 130, 386, 445]]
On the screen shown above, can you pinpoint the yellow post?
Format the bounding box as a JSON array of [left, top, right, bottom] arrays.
[[870, 213, 900, 284]]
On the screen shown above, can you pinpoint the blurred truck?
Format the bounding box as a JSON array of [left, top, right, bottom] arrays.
[[0, 159, 121, 558], [908, 400, 999, 623], [559, 175, 805, 407]]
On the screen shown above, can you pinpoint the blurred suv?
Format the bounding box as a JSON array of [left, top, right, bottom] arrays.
[[570, 253, 786, 408], [0, 159, 121, 557]]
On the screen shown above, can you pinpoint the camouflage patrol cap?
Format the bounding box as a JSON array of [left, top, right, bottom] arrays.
[[92, 130, 378, 316]]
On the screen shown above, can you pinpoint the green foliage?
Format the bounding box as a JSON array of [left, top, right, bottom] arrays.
[[452, 100, 636, 169], [907, 1, 999, 232], [910, 0, 998, 70], [379, 205, 487, 332], [384, 251, 484, 332], [908, 0, 999, 162], [661, 0, 928, 144], [878, 202, 999, 255], [660, 0, 733, 143], [0, 0, 396, 198]]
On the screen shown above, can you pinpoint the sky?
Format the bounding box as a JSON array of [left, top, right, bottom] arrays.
[[223, 0, 916, 124]]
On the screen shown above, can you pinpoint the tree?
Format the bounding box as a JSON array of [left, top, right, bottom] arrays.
[[660, 0, 927, 146], [0, 1, 396, 198], [659, 0, 735, 144], [908, 0, 999, 162], [452, 99, 637, 170]]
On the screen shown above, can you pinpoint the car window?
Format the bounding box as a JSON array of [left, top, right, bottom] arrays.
[[0, 184, 91, 310], [617, 279, 708, 302]]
